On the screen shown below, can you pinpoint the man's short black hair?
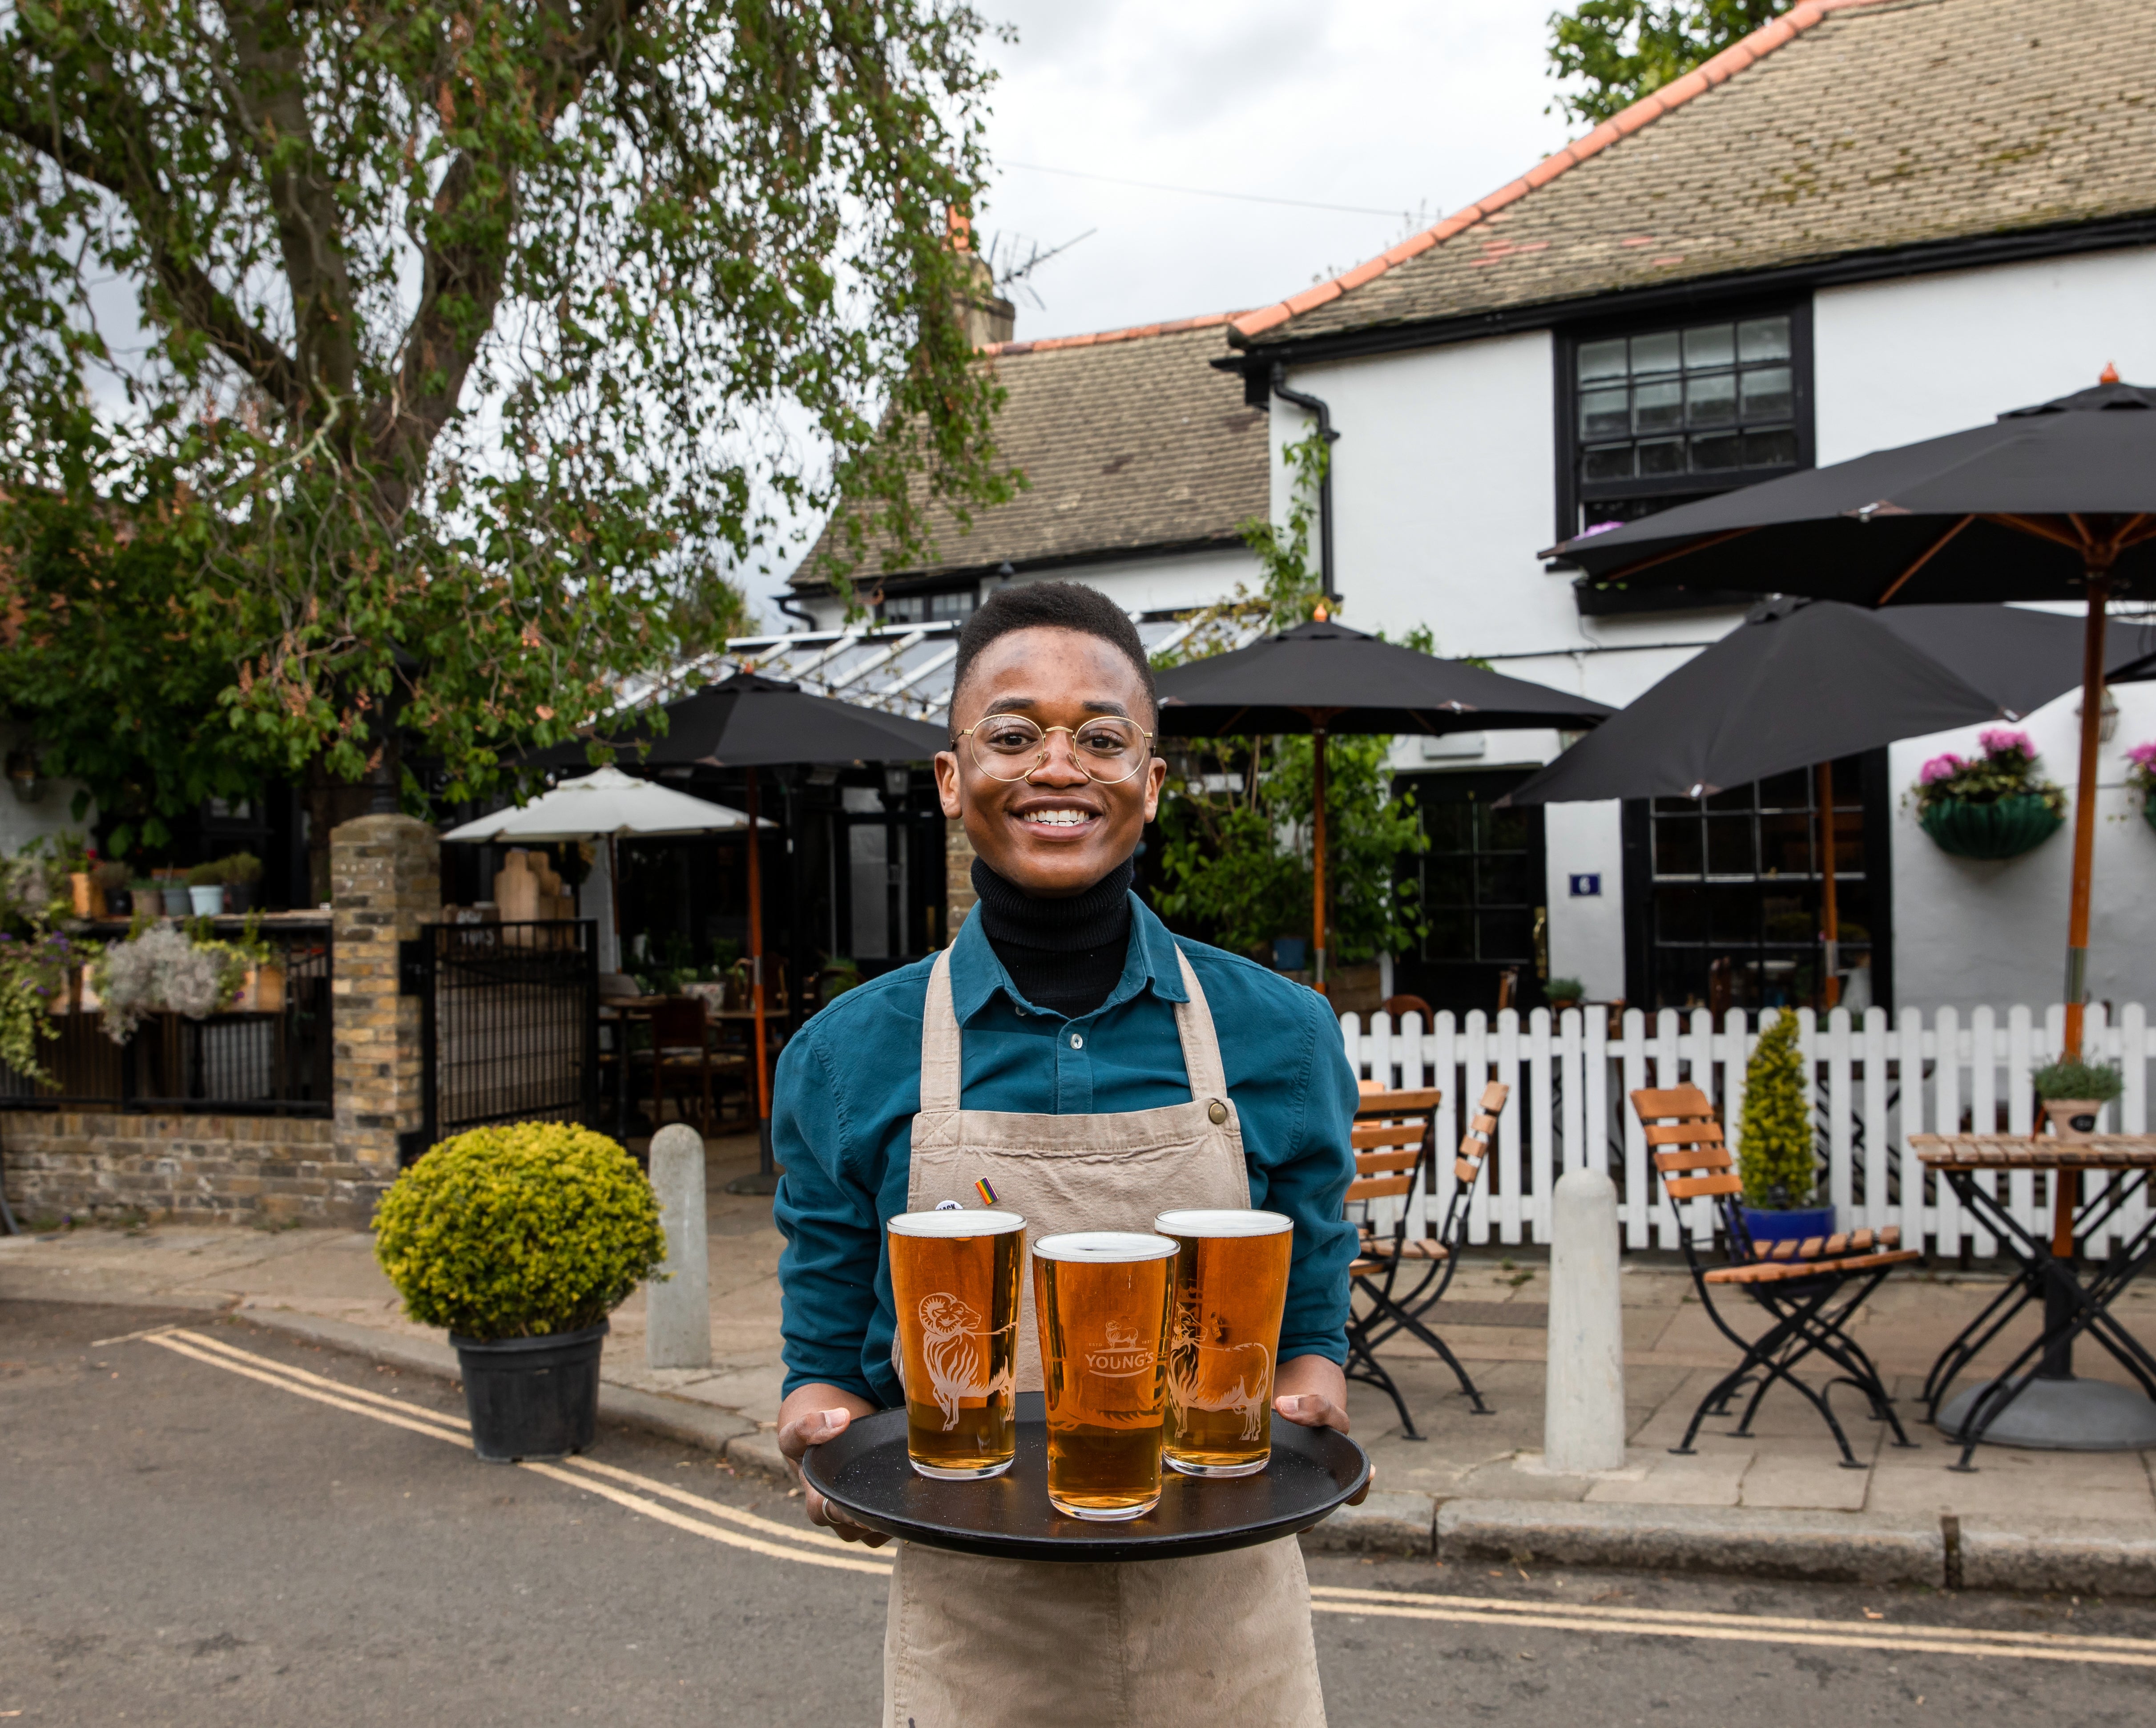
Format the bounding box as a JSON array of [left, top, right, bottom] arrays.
[[947, 580, 1157, 729]]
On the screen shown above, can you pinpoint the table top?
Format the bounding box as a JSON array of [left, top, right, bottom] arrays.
[[1912, 1134, 2156, 1171]]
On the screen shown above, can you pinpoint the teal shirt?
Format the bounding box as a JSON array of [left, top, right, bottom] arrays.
[[773, 895, 1360, 1407]]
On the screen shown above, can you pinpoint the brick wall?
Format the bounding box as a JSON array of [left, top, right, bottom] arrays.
[[946, 817, 978, 934], [330, 814, 439, 1175], [0, 1112, 383, 1226]]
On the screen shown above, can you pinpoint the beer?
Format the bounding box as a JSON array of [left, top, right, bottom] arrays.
[[1032, 1231, 1178, 1520], [1154, 1209, 1294, 1477], [887, 1210, 1026, 1479]]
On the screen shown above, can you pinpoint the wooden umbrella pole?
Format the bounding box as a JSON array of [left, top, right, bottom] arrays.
[[1817, 763, 1840, 1012], [1312, 726, 1329, 996], [2055, 574, 2109, 1263]]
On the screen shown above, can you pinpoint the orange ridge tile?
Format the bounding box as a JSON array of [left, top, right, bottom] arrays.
[[1229, 0, 1892, 343]]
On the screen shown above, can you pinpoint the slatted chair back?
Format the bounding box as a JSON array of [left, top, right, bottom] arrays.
[[1349, 1085, 1440, 1211], [649, 997, 708, 1054], [1632, 1083, 1741, 1249]]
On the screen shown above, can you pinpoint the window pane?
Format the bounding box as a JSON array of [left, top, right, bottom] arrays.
[[1757, 769, 1811, 808], [1739, 317, 1791, 363], [1477, 856, 1530, 905], [1655, 884, 1707, 942], [1581, 444, 1634, 481], [1709, 884, 1757, 944], [1425, 857, 1473, 905], [1424, 908, 1472, 958], [1424, 803, 1471, 851], [1706, 815, 1754, 875], [1484, 804, 1531, 852], [1683, 324, 1734, 369], [1690, 430, 1742, 472], [1638, 437, 1685, 476], [1758, 810, 1813, 876], [1763, 902, 1816, 945], [1687, 370, 1736, 426], [1653, 817, 1703, 876], [1581, 386, 1631, 437], [1741, 366, 1793, 421], [1744, 427, 1800, 468], [1578, 338, 1628, 382], [1705, 784, 1753, 812], [1634, 380, 1682, 432], [1631, 331, 1681, 375], [1479, 909, 1533, 961]]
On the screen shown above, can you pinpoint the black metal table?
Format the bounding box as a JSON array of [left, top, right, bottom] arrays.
[[1914, 1135, 2156, 1468]]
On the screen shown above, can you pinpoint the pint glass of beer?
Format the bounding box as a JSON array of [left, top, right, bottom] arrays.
[[1154, 1209, 1294, 1477], [1032, 1231, 1178, 1520], [887, 1210, 1026, 1479]]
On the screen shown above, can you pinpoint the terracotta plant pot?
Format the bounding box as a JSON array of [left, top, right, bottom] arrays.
[[69, 872, 103, 918], [246, 964, 286, 1015], [2042, 1098, 2105, 1139]]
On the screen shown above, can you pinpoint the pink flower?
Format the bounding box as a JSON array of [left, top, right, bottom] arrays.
[[1919, 754, 1963, 785], [2126, 740, 2156, 772], [1979, 728, 2035, 759]]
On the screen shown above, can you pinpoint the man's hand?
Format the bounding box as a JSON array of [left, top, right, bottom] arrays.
[[776, 1383, 888, 1546], [1272, 1354, 1370, 1504]]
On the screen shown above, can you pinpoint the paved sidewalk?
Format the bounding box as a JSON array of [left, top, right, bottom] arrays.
[[6, 1130, 2153, 1588]]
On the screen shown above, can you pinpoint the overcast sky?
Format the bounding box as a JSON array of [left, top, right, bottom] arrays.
[[743, 0, 1578, 622]]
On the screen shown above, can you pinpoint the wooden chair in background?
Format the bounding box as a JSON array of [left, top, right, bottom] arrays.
[[1379, 994, 1434, 1025], [647, 998, 716, 1134], [1631, 1084, 1922, 1467], [1343, 1080, 1509, 1437]]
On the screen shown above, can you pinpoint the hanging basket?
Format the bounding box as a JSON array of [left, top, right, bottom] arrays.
[[2142, 796, 2156, 837], [1918, 793, 2063, 860]]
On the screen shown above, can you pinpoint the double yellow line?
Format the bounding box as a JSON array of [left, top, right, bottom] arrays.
[[144, 1328, 892, 1577], [141, 1327, 2156, 1667]]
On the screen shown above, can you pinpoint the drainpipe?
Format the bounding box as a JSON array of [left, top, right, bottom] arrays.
[[776, 589, 818, 632], [1269, 363, 1340, 606]]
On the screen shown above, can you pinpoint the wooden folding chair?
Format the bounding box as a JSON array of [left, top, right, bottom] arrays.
[[647, 998, 716, 1134], [1632, 1084, 1923, 1466], [1343, 1081, 1508, 1438]]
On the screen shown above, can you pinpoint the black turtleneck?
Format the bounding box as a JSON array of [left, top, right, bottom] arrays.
[[971, 857, 1133, 1020]]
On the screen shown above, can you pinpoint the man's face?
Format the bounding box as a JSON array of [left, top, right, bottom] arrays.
[[935, 626, 1168, 898]]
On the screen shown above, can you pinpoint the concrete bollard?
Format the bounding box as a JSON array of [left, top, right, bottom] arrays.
[[1544, 1166, 1626, 1474], [645, 1123, 712, 1370]]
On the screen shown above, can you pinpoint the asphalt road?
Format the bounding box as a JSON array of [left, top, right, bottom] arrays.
[[4, 1298, 2153, 1728]]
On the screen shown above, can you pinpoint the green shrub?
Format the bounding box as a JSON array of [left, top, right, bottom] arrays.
[[1545, 977, 1584, 1002], [2031, 1058, 2124, 1104], [216, 852, 263, 885], [372, 1122, 665, 1341], [1738, 1012, 1816, 1210]]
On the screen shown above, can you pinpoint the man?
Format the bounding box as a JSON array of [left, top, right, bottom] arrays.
[[774, 581, 1358, 1725]]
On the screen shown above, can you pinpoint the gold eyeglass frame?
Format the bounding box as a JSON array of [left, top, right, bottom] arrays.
[[949, 717, 1157, 786]]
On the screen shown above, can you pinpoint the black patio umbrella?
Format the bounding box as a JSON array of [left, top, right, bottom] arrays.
[[539, 672, 947, 1188], [1154, 616, 1614, 992], [1502, 597, 2156, 1010], [1550, 374, 2156, 1062], [1547, 373, 2156, 1444]]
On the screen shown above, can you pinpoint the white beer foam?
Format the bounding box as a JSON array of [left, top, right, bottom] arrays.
[[887, 1209, 1028, 1237], [1032, 1231, 1178, 1263], [1153, 1209, 1294, 1238]]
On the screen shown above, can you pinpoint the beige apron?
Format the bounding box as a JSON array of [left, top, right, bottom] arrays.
[[883, 947, 1327, 1728]]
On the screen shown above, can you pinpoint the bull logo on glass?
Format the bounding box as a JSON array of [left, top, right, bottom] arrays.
[[1169, 1322, 1271, 1444]]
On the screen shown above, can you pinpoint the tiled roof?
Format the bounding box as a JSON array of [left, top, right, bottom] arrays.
[[1235, 0, 2156, 348], [794, 317, 1266, 591]]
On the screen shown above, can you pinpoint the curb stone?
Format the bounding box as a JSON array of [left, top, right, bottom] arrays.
[[1959, 1516, 2156, 1597], [1302, 1490, 1436, 1557], [233, 1307, 756, 1458], [1439, 1498, 1944, 1586], [724, 1427, 793, 1487]]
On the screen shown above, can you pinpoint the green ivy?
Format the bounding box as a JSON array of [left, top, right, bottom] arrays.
[[1737, 1011, 1816, 1210], [373, 1122, 665, 1341]]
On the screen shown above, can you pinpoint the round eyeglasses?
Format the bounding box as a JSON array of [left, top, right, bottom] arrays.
[[952, 715, 1155, 785]]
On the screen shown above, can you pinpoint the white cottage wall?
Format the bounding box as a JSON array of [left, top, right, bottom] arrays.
[[0, 721, 95, 857], [1891, 678, 2156, 1016], [1814, 247, 2156, 460]]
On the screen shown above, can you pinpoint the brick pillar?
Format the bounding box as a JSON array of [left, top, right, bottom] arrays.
[[331, 815, 439, 1176], [946, 817, 979, 935]]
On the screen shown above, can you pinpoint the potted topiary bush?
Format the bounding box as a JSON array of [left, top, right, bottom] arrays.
[[184, 861, 226, 916], [1545, 977, 1584, 1013], [218, 852, 263, 914], [1910, 729, 2066, 860], [373, 1122, 665, 1463], [2031, 1057, 2124, 1140], [1737, 1011, 1832, 1247]]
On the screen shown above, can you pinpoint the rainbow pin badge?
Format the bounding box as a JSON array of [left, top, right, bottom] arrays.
[[974, 1177, 999, 1207]]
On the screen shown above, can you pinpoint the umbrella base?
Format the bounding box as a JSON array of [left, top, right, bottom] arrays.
[[1938, 1377, 2156, 1451]]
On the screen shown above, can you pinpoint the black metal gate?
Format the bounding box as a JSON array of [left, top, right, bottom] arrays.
[[403, 921, 599, 1161]]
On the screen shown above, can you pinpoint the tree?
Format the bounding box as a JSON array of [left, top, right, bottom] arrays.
[[1737, 1010, 1816, 1209], [0, 1, 1012, 808], [1546, 1, 1790, 126]]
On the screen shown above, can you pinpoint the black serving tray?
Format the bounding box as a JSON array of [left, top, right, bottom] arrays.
[[800, 1391, 1370, 1563]]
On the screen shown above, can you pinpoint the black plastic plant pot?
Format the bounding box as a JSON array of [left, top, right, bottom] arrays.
[[451, 1321, 608, 1464]]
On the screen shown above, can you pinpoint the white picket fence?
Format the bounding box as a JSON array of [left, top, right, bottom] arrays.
[[1337, 1002, 2153, 1259]]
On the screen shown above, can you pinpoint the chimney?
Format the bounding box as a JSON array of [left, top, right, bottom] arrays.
[[947, 206, 1016, 348]]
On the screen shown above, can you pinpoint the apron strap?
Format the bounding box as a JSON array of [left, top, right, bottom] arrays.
[[919, 947, 963, 1114], [1172, 947, 1231, 1104]]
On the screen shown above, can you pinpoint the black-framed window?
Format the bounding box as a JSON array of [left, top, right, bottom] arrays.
[[1556, 301, 1813, 543], [1620, 751, 1892, 1015], [1393, 769, 1548, 1017], [880, 587, 975, 625]]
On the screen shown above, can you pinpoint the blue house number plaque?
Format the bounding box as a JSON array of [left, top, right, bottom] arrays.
[[1568, 873, 1602, 897]]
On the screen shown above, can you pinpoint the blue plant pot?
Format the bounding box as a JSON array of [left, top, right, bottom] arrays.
[[1742, 1204, 1836, 1247], [1271, 937, 1307, 972]]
